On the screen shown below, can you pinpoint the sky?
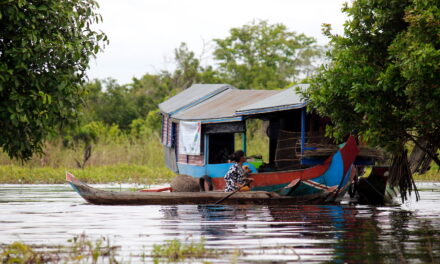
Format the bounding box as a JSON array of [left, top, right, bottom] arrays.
[[86, 0, 348, 85]]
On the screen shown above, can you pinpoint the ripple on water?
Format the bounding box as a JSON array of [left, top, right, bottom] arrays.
[[1, 183, 440, 263]]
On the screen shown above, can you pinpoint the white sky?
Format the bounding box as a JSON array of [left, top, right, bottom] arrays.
[[86, 0, 348, 85]]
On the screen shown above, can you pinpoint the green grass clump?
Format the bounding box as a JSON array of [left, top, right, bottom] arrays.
[[0, 135, 166, 169], [0, 235, 226, 264], [0, 234, 119, 264], [0, 132, 176, 184], [0, 164, 174, 184], [413, 162, 440, 182], [151, 238, 219, 263], [0, 241, 45, 264]]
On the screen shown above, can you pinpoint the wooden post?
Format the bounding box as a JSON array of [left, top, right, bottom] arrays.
[[301, 107, 306, 157], [242, 132, 247, 155], [205, 134, 209, 165]]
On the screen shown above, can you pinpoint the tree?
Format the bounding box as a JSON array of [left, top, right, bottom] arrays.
[[173, 43, 202, 89], [84, 79, 142, 130], [213, 20, 322, 90], [170, 42, 223, 90], [303, 0, 440, 200], [0, 0, 107, 160], [79, 43, 221, 132]]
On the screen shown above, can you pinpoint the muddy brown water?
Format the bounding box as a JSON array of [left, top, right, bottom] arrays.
[[1, 183, 440, 263]]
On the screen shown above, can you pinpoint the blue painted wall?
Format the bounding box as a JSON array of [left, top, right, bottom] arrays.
[[177, 162, 257, 178]]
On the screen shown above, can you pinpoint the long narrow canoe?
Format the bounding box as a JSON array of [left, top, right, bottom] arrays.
[[66, 136, 359, 205], [66, 173, 341, 205]]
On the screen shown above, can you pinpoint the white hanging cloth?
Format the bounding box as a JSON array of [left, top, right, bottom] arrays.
[[178, 121, 201, 155]]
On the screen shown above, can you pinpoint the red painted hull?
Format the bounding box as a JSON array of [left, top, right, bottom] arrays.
[[212, 136, 359, 201]]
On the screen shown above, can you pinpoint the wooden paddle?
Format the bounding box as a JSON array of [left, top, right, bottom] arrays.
[[214, 178, 252, 205]]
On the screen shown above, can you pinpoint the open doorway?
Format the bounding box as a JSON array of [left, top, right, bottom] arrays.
[[208, 133, 234, 164]]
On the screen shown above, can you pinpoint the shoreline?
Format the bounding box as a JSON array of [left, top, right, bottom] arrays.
[[0, 164, 174, 185], [0, 164, 438, 184]]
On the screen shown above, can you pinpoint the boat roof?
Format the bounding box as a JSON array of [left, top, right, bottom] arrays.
[[172, 89, 280, 123], [161, 83, 309, 123], [235, 84, 309, 116], [158, 84, 234, 115]]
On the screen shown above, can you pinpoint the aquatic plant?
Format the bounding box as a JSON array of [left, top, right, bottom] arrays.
[[67, 234, 120, 264], [151, 237, 219, 263], [0, 241, 47, 264], [0, 234, 120, 264], [0, 236, 227, 264]]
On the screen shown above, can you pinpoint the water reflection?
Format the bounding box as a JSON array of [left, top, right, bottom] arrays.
[[1, 184, 440, 263]]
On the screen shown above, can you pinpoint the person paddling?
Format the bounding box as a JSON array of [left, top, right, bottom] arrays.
[[224, 150, 253, 192]]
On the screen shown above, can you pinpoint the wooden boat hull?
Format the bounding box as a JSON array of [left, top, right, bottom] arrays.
[[66, 173, 341, 205], [66, 136, 358, 205]]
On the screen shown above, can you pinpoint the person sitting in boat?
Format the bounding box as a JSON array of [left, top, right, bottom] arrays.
[[224, 150, 253, 192]]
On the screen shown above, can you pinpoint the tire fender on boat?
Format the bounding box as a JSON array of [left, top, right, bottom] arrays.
[[199, 175, 213, 192]]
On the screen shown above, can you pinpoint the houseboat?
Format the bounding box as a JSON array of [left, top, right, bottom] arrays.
[[67, 83, 387, 205], [158, 84, 365, 203]]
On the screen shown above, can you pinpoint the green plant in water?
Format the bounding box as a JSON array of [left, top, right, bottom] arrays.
[[67, 233, 119, 264], [151, 237, 218, 263], [0, 235, 244, 264], [0, 234, 120, 264], [0, 241, 45, 264]]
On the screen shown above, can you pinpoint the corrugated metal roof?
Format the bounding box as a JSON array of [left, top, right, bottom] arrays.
[[172, 89, 280, 122], [235, 84, 309, 115], [158, 84, 234, 115]]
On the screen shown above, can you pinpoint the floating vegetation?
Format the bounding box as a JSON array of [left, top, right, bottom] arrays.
[[0, 235, 226, 264], [150, 237, 222, 263], [1, 224, 440, 264], [0, 234, 119, 264]]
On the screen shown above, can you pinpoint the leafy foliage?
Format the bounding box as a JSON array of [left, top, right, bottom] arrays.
[[389, 0, 440, 156], [0, 0, 107, 161], [305, 0, 410, 149], [306, 0, 440, 152], [214, 20, 322, 89], [151, 237, 220, 263], [79, 42, 223, 132], [0, 15, 323, 166], [0, 234, 119, 264], [303, 0, 440, 196], [81, 79, 142, 130]]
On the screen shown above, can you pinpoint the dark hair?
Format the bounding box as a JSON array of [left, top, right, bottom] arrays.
[[229, 150, 245, 162]]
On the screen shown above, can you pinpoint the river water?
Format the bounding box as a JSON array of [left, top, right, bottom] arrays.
[[1, 183, 440, 263]]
